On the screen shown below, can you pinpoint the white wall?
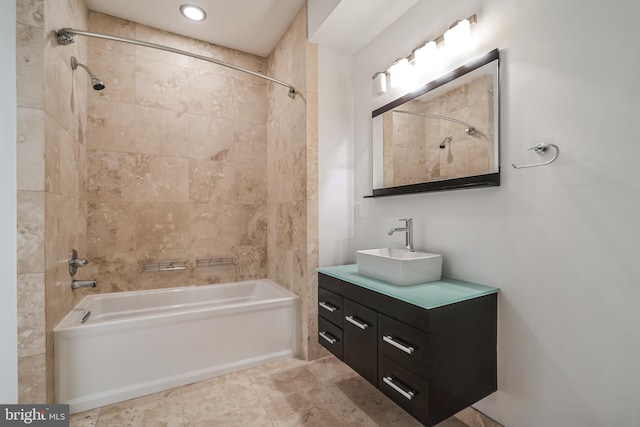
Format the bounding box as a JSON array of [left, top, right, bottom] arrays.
[[342, 0, 640, 426], [307, 0, 340, 40], [0, 0, 19, 403], [318, 46, 355, 266]]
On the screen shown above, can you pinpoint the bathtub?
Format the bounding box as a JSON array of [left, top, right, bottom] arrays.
[[54, 279, 299, 414]]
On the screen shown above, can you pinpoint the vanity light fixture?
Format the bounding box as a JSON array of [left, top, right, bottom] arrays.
[[388, 58, 412, 88], [413, 40, 437, 71], [372, 72, 387, 95], [444, 19, 472, 56], [180, 4, 207, 22], [371, 14, 477, 96]]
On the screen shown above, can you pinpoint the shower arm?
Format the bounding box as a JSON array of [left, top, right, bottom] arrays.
[[56, 28, 297, 98], [71, 56, 96, 78], [393, 109, 477, 135]]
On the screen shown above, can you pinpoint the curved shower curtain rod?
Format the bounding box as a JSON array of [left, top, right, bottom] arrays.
[[393, 109, 477, 135], [55, 28, 297, 98]]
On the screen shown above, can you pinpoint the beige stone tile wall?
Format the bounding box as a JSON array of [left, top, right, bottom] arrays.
[[16, 0, 89, 403], [266, 4, 322, 360], [16, 10, 47, 406], [44, 0, 90, 402], [84, 12, 269, 291]]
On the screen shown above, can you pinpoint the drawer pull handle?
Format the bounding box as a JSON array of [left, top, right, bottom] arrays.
[[345, 315, 369, 330], [383, 376, 415, 401], [319, 301, 337, 313], [319, 331, 338, 344], [383, 335, 415, 355]]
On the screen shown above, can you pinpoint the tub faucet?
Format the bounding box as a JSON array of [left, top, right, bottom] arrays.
[[71, 280, 98, 290], [388, 218, 414, 252]]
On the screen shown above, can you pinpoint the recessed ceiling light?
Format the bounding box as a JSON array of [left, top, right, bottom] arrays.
[[180, 4, 207, 22]]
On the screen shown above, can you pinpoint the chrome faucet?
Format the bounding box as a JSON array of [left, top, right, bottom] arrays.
[[71, 280, 98, 290], [68, 249, 88, 277], [388, 218, 414, 252]]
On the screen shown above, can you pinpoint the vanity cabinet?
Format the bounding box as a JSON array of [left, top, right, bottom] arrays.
[[317, 265, 498, 427]]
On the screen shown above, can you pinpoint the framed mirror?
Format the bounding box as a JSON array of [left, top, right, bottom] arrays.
[[370, 49, 499, 197]]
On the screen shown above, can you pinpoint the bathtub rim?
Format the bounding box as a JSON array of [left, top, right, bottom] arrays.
[[55, 297, 298, 338], [54, 278, 298, 333]]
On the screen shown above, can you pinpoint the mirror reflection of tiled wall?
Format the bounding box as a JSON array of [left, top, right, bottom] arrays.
[[383, 74, 494, 187]]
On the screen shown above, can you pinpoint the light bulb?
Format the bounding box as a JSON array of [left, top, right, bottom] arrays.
[[444, 19, 471, 56], [388, 58, 410, 88], [180, 4, 207, 21], [414, 41, 437, 71]]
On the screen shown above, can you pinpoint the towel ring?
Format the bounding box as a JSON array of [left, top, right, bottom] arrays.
[[512, 143, 559, 169]]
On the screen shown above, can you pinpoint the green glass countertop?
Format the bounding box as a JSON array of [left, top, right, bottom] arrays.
[[317, 264, 499, 310]]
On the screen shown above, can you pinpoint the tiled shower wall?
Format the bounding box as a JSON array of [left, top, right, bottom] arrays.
[[16, 0, 47, 403], [266, 5, 322, 360], [16, 0, 89, 402], [84, 12, 269, 291]]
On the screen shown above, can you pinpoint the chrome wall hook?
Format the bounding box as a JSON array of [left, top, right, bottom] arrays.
[[512, 143, 560, 169]]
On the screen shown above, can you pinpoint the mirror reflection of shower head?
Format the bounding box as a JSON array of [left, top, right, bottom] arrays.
[[70, 56, 105, 91], [439, 136, 453, 149]]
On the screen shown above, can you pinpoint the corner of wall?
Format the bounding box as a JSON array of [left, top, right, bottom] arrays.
[[266, 2, 323, 361]]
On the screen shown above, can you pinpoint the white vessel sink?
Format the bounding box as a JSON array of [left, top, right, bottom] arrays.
[[356, 248, 443, 286]]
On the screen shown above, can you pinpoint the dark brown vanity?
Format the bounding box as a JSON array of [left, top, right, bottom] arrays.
[[317, 265, 499, 427]]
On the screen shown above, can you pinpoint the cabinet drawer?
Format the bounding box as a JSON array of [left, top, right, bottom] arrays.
[[318, 288, 343, 327], [379, 313, 430, 379], [379, 354, 430, 426], [318, 317, 343, 359], [343, 299, 378, 386]]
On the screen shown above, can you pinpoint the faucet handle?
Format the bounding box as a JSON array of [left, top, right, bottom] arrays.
[[398, 218, 413, 223], [68, 249, 89, 277]]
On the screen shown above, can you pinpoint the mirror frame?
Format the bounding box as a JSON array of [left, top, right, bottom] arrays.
[[368, 49, 500, 197]]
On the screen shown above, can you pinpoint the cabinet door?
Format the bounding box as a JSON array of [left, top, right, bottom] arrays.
[[318, 316, 343, 359], [318, 288, 343, 327], [379, 354, 430, 426], [379, 313, 430, 379], [343, 298, 378, 386]]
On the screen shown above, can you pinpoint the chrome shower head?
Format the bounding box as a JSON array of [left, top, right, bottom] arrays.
[[90, 76, 105, 91], [70, 56, 105, 91], [439, 136, 453, 149]]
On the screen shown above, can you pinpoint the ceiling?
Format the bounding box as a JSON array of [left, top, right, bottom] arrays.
[[309, 0, 420, 54], [84, 0, 421, 57], [84, 0, 307, 57]]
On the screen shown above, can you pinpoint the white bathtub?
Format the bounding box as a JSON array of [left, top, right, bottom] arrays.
[[54, 279, 299, 414]]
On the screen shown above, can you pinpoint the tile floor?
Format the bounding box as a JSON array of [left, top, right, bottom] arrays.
[[69, 355, 469, 427]]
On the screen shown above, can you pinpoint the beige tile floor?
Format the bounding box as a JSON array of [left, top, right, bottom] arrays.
[[69, 355, 469, 427]]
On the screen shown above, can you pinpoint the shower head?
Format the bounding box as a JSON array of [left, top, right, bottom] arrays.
[[90, 76, 105, 91], [439, 136, 453, 149], [70, 56, 105, 91]]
